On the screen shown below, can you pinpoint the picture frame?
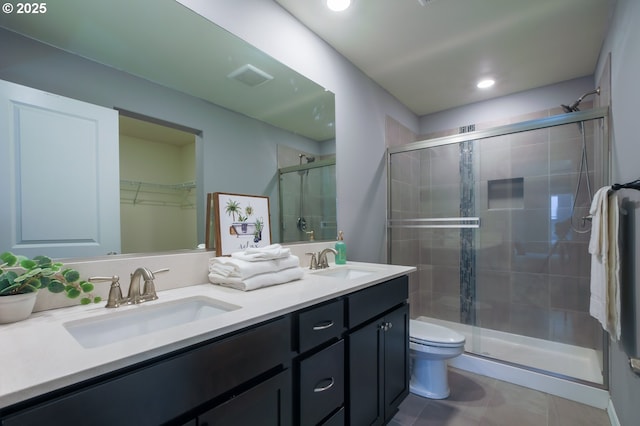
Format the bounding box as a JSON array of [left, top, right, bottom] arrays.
[[210, 192, 271, 256]]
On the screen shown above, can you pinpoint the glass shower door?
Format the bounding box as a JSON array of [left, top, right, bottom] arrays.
[[388, 114, 607, 385]]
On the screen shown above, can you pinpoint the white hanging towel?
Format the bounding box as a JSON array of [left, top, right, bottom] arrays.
[[588, 186, 621, 340]]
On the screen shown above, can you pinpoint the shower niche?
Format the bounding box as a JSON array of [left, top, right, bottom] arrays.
[[487, 177, 524, 210]]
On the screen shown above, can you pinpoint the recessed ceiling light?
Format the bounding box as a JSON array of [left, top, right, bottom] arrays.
[[327, 0, 351, 12], [477, 79, 495, 89]]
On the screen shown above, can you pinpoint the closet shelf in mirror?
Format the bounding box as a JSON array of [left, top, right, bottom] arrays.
[[120, 180, 196, 208]]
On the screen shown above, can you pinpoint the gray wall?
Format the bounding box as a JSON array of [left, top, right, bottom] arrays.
[[178, 0, 420, 263], [0, 28, 322, 245], [597, 0, 640, 424]]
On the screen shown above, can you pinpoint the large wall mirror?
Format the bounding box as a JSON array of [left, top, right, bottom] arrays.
[[0, 0, 336, 259]]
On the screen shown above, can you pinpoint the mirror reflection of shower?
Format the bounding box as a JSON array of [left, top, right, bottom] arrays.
[[561, 87, 600, 234], [278, 149, 336, 243], [297, 154, 315, 232]]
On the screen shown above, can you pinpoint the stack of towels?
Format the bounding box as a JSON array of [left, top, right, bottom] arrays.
[[208, 244, 304, 291]]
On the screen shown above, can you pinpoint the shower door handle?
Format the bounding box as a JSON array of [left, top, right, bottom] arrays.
[[388, 217, 480, 229]]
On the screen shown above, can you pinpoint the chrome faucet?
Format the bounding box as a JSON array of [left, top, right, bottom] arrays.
[[318, 248, 338, 269], [127, 267, 169, 304]]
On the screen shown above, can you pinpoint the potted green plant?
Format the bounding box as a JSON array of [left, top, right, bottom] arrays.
[[0, 251, 101, 324]]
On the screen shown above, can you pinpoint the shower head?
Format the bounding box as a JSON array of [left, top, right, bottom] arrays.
[[562, 87, 600, 113], [298, 154, 316, 164]]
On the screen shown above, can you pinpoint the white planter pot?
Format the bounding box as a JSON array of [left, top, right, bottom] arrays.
[[0, 292, 38, 324]]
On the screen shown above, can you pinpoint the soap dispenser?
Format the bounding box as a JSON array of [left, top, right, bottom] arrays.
[[335, 231, 347, 264]]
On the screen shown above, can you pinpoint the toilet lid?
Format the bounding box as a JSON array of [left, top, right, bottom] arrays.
[[410, 319, 465, 347]]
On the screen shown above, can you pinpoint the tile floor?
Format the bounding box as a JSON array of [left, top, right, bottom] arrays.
[[390, 368, 611, 426]]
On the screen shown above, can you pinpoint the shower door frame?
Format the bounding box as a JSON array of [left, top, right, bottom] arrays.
[[386, 106, 610, 387]]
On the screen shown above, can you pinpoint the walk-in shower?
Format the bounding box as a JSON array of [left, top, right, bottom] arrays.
[[388, 107, 610, 391], [279, 156, 336, 243]]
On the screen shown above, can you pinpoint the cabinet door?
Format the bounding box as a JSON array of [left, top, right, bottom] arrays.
[[347, 304, 409, 426], [0, 79, 120, 258], [383, 304, 409, 421], [198, 370, 291, 426], [347, 320, 384, 426]]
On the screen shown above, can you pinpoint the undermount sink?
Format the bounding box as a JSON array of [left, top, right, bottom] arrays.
[[64, 296, 240, 349], [312, 266, 377, 280]]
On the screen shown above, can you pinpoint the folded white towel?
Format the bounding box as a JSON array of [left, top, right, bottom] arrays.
[[231, 244, 291, 261], [588, 186, 621, 339], [209, 266, 304, 291], [208, 255, 300, 280]]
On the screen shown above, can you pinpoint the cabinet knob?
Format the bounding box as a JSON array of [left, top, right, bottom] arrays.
[[378, 321, 393, 331], [313, 377, 335, 393]]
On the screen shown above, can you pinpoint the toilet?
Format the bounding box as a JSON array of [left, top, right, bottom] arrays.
[[409, 319, 466, 399]]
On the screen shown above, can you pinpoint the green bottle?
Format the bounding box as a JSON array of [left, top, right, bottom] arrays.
[[335, 231, 347, 264]]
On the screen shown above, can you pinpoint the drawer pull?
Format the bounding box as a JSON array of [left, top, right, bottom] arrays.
[[313, 377, 335, 393], [312, 320, 334, 331]]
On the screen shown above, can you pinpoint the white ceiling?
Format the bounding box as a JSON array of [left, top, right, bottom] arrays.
[[275, 0, 613, 116]]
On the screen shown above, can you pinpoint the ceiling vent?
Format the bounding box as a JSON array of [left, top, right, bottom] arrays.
[[227, 64, 274, 87]]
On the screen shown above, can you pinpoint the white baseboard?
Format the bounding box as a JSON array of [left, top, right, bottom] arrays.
[[607, 398, 621, 426]]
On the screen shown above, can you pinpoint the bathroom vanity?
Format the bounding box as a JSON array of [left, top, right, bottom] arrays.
[[0, 262, 413, 425]]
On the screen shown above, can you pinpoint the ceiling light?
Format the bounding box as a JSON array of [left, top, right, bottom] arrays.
[[327, 0, 351, 12], [477, 79, 495, 89]]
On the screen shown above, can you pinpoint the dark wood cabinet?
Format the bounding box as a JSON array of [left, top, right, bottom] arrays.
[[347, 276, 409, 425], [382, 304, 410, 418], [1, 316, 291, 426], [1, 274, 409, 426], [198, 369, 291, 426]]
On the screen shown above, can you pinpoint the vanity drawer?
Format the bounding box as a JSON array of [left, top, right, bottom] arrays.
[[297, 299, 344, 353], [347, 276, 408, 328], [299, 339, 344, 426]]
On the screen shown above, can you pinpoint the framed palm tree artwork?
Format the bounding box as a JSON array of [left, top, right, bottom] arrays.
[[208, 192, 271, 256]]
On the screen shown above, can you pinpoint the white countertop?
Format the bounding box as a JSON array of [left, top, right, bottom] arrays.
[[0, 262, 414, 410]]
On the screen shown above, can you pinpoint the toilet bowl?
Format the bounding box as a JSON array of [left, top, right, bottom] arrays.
[[409, 319, 466, 399]]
